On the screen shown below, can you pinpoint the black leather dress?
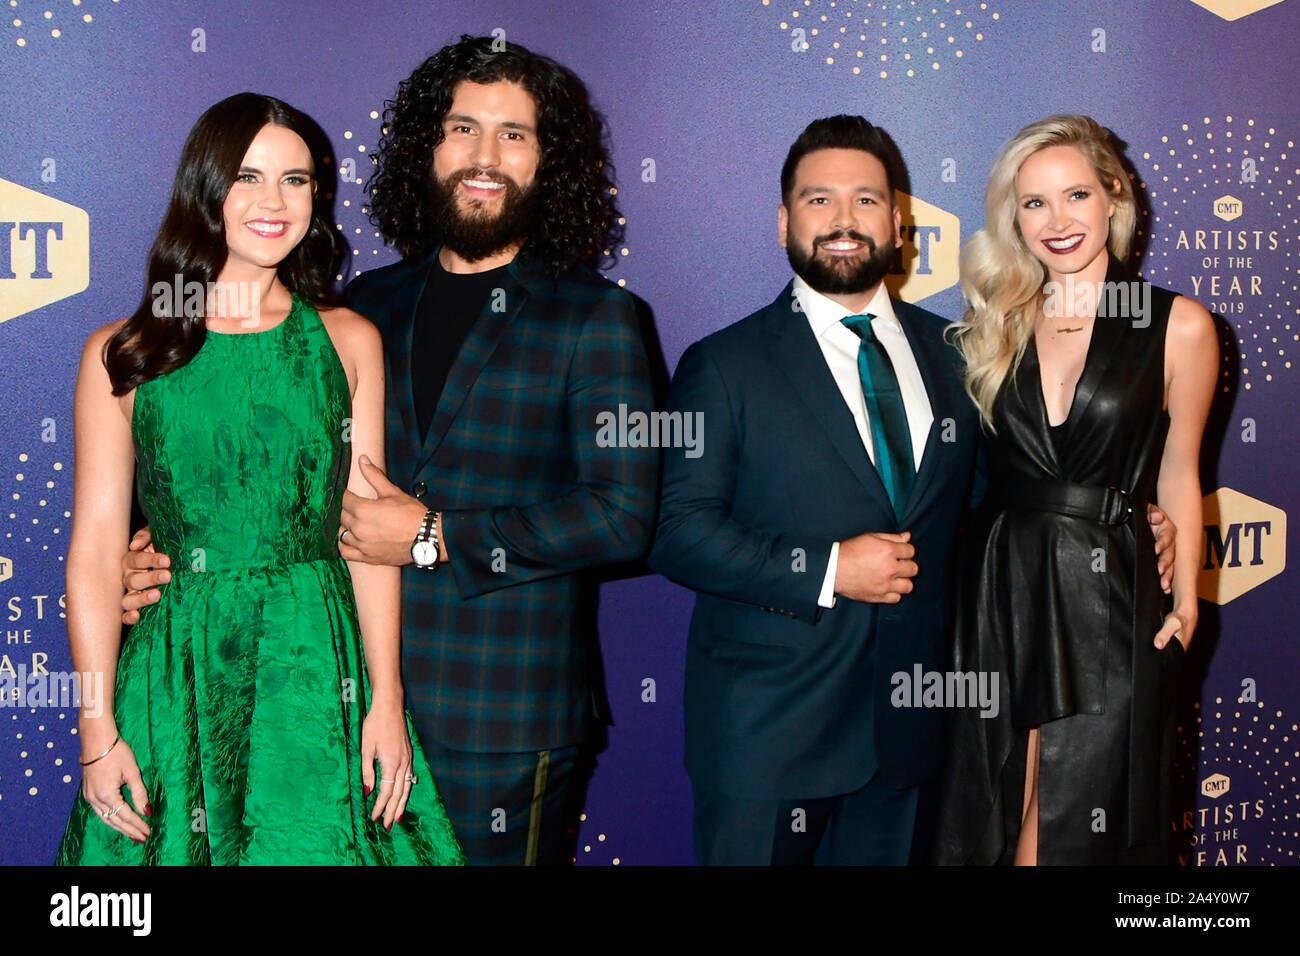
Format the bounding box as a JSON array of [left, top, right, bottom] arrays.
[[934, 256, 1184, 865]]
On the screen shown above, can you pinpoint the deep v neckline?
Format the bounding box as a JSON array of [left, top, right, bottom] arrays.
[[1032, 314, 1099, 431], [1028, 254, 1133, 435]]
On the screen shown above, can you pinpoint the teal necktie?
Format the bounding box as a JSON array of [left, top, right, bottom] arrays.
[[841, 314, 915, 514]]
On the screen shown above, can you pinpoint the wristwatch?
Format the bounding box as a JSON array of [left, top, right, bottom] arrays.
[[410, 509, 440, 570]]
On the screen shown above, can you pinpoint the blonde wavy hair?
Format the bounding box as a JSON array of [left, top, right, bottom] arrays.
[[949, 114, 1138, 428]]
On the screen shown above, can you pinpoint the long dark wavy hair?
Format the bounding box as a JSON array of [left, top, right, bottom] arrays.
[[105, 93, 341, 395], [366, 35, 623, 274]]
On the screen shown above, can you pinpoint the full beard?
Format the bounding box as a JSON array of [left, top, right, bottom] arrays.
[[427, 166, 538, 263], [786, 230, 895, 296]]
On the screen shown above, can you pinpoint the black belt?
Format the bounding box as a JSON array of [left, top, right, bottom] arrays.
[[1001, 478, 1135, 526]]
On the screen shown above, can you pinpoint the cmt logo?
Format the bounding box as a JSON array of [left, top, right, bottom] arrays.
[[0, 554, 11, 584], [1201, 773, 1231, 799], [1213, 195, 1243, 222], [1187, 0, 1288, 20], [0, 176, 90, 325], [1198, 487, 1286, 604], [884, 190, 959, 304]]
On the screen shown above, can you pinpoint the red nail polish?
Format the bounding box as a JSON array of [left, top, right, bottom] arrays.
[[364, 784, 372, 796], [385, 821, 392, 832], [143, 804, 152, 817]]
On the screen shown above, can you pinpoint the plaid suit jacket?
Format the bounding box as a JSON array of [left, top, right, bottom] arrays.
[[344, 249, 658, 753]]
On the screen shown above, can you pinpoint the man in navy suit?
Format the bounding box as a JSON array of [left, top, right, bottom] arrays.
[[650, 116, 983, 865]]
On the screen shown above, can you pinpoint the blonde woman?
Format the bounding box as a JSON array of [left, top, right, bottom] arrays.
[[934, 115, 1218, 865]]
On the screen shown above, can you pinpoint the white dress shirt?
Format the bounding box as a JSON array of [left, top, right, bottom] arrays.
[[789, 276, 934, 608]]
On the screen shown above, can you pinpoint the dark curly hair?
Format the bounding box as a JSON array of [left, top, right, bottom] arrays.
[[366, 35, 623, 274]]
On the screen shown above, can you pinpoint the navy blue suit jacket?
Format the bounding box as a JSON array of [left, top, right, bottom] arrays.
[[650, 282, 982, 799]]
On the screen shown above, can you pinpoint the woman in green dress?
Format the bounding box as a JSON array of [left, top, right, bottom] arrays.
[[56, 93, 464, 865]]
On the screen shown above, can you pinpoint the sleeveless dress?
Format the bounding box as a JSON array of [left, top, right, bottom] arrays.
[[934, 256, 1184, 865], [56, 294, 465, 865]]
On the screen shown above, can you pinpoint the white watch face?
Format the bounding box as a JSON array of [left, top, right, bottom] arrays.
[[412, 541, 438, 566]]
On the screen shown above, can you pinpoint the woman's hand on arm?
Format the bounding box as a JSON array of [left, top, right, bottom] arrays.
[[67, 322, 150, 839], [1154, 296, 1220, 651]]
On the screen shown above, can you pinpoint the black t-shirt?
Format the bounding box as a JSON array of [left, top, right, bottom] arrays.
[[412, 258, 511, 442]]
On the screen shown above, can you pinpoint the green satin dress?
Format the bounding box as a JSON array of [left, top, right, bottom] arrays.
[[56, 294, 464, 865]]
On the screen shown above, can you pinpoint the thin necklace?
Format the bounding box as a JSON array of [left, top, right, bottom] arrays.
[[1043, 312, 1092, 335]]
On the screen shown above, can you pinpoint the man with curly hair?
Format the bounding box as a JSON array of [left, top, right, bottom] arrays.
[[122, 35, 658, 865], [335, 35, 658, 865]]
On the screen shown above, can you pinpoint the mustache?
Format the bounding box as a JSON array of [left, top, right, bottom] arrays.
[[449, 167, 518, 189], [814, 230, 877, 251]]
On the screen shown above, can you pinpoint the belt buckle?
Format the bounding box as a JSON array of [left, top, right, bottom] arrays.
[[1104, 486, 1133, 526]]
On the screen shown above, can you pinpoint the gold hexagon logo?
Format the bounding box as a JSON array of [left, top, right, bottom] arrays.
[[0, 176, 90, 325], [1212, 195, 1244, 222], [1201, 772, 1232, 799], [1198, 487, 1286, 604], [1188, 0, 1288, 20], [885, 190, 960, 304], [0, 554, 11, 584]]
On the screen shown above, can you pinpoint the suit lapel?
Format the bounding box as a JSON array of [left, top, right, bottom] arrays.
[[384, 252, 438, 482], [763, 284, 895, 517], [894, 299, 956, 525], [412, 263, 531, 475]]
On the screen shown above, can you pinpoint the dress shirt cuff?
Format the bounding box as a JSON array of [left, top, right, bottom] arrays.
[[818, 540, 840, 609]]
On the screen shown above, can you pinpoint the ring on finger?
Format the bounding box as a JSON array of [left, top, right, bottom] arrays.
[[404, 772, 417, 784], [380, 778, 395, 784]]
